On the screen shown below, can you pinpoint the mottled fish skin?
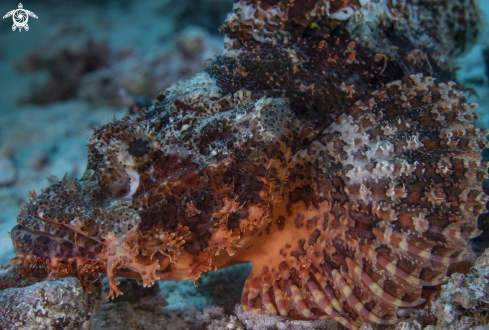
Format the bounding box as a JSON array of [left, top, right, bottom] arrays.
[[9, 0, 488, 329]]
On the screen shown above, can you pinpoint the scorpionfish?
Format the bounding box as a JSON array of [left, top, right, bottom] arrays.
[[9, 0, 489, 328]]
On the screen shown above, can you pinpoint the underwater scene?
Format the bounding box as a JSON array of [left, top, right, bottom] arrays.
[[1, 0, 489, 329]]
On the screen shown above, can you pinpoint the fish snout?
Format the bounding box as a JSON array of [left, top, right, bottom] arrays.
[[11, 224, 100, 260]]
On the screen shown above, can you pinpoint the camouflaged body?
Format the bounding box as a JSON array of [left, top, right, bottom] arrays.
[[10, 0, 489, 329]]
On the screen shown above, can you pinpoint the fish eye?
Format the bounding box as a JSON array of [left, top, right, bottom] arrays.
[[128, 138, 151, 158], [118, 132, 157, 167]]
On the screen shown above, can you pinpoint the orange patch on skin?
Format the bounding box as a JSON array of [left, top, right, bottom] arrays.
[[205, 227, 242, 257], [213, 195, 243, 227]]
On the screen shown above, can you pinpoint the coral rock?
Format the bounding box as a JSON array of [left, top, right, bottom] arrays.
[[236, 304, 344, 330], [92, 300, 245, 330], [431, 249, 489, 329], [393, 319, 423, 330], [0, 268, 102, 330]]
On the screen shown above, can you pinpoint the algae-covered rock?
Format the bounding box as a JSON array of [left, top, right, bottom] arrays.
[[0, 267, 102, 330], [429, 249, 489, 330], [235, 305, 344, 330]]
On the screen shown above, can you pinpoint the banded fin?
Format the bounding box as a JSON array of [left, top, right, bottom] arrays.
[[232, 75, 489, 329]]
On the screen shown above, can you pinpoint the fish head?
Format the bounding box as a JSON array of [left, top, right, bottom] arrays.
[[11, 80, 292, 297]]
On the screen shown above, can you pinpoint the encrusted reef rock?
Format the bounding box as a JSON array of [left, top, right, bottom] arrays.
[[92, 300, 244, 330], [3, 0, 489, 330], [236, 304, 345, 330], [429, 249, 489, 330], [0, 267, 102, 330]]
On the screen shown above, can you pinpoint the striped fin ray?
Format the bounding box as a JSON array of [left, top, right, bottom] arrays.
[[234, 75, 488, 329], [313, 74, 489, 325]]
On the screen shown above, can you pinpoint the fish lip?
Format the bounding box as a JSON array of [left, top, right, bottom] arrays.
[[11, 213, 150, 281], [12, 212, 103, 261]]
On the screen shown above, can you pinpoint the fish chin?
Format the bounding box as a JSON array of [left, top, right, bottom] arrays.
[[10, 177, 191, 298], [11, 179, 108, 261], [11, 215, 177, 299], [10, 208, 107, 281], [11, 224, 99, 261]]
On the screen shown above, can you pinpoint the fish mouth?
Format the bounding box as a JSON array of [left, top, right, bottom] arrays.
[[11, 212, 105, 263], [10, 213, 153, 286], [9, 178, 184, 297], [11, 209, 178, 296], [11, 225, 99, 261]]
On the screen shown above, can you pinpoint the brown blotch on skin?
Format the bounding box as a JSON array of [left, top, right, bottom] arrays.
[[363, 260, 382, 284], [396, 257, 418, 275], [349, 211, 379, 226], [460, 223, 476, 233], [376, 245, 396, 263], [334, 239, 355, 259], [383, 279, 400, 298], [290, 239, 307, 258], [308, 229, 321, 246], [422, 231, 447, 243], [364, 301, 376, 313], [431, 245, 452, 257], [426, 213, 451, 229], [353, 285, 367, 304], [250, 294, 264, 311], [183, 172, 200, 187], [294, 214, 304, 229], [402, 291, 422, 303], [349, 222, 376, 241], [306, 216, 319, 230], [419, 267, 440, 281]]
